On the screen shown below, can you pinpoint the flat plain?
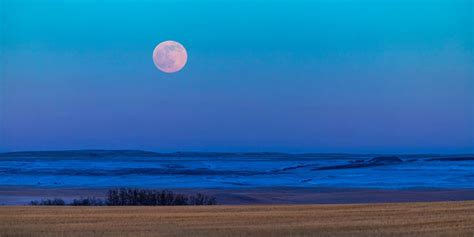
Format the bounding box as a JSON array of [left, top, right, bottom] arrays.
[[1, 201, 473, 237]]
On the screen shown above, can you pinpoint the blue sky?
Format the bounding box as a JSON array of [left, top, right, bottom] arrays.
[[1, 0, 473, 153]]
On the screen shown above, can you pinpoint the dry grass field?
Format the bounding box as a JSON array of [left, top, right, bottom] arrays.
[[1, 201, 473, 237]]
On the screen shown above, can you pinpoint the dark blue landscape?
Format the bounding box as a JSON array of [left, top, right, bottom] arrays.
[[1, 150, 473, 205]]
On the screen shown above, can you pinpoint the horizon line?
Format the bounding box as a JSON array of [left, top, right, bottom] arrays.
[[1, 148, 473, 156]]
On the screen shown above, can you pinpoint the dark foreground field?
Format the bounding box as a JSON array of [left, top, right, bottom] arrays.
[[1, 201, 473, 237]]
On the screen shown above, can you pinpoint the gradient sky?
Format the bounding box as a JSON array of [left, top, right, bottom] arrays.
[[1, 0, 473, 153]]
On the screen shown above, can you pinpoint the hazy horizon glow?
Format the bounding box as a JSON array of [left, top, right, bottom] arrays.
[[1, 0, 473, 153]]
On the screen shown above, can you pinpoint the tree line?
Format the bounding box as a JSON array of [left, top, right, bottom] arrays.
[[30, 188, 217, 206]]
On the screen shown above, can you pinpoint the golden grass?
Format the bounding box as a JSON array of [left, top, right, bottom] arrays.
[[1, 201, 473, 237]]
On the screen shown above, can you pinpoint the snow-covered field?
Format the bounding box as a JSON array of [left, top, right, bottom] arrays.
[[1, 151, 473, 190]]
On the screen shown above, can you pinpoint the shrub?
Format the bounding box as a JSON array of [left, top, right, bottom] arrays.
[[29, 189, 218, 206], [71, 197, 104, 206], [30, 198, 66, 206], [105, 188, 217, 206]]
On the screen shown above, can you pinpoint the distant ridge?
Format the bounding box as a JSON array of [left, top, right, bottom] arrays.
[[0, 150, 472, 160], [0, 150, 294, 158], [0, 150, 367, 159]]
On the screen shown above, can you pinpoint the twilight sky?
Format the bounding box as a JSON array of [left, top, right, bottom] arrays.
[[0, 0, 473, 153]]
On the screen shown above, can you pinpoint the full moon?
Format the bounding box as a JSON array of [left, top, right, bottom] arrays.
[[152, 40, 187, 73]]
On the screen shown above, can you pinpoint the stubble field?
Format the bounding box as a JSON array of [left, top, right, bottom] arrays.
[[1, 201, 473, 237]]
